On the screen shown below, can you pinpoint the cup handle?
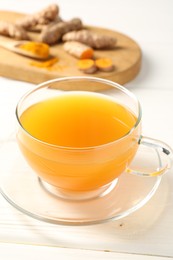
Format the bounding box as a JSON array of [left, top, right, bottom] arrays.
[[126, 136, 173, 177]]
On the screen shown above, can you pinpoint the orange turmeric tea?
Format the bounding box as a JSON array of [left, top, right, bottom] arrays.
[[20, 92, 137, 147], [18, 92, 139, 191]]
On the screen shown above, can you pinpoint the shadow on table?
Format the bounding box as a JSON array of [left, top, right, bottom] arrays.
[[125, 51, 155, 90]]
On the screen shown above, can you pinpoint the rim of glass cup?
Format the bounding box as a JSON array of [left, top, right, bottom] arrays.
[[16, 76, 142, 150]]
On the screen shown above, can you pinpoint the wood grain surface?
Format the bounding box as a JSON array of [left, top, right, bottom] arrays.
[[0, 11, 142, 88]]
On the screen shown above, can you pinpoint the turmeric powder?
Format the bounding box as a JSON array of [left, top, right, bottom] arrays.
[[30, 57, 59, 68], [19, 41, 50, 59]]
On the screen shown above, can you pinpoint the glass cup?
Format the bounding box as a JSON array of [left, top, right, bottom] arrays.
[[16, 76, 173, 201]]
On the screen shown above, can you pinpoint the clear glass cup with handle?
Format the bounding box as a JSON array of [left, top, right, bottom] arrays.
[[16, 76, 173, 202]]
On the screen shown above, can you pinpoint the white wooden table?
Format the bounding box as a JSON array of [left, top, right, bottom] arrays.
[[0, 0, 173, 259]]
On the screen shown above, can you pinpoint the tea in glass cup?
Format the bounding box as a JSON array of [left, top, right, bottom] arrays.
[[16, 76, 172, 200]]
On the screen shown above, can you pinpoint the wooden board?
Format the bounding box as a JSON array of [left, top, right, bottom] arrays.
[[0, 11, 142, 88]]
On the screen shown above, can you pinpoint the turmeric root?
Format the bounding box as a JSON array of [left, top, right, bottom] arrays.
[[40, 18, 83, 45], [95, 58, 114, 72], [16, 4, 59, 30], [27, 16, 63, 32], [62, 29, 117, 49], [64, 41, 94, 59], [77, 58, 114, 74], [0, 21, 30, 40], [77, 59, 97, 74]]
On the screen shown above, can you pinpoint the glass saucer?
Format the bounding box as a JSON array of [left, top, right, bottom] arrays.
[[0, 138, 162, 226]]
